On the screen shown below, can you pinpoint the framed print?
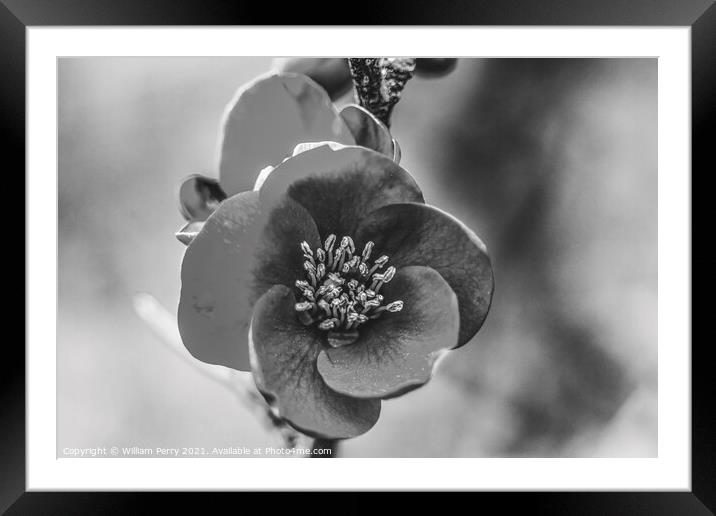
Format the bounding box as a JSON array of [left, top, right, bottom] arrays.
[[6, 0, 711, 512]]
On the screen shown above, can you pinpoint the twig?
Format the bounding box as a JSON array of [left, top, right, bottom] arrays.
[[348, 58, 416, 128], [132, 292, 326, 454]]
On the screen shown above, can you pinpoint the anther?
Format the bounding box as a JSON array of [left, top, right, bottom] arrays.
[[336, 248, 347, 271], [318, 299, 331, 316], [362, 241, 374, 261], [319, 319, 336, 330], [324, 234, 336, 252], [295, 301, 313, 312], [340, 236, 354, 253], [333, 247, 344, 268], [386, 300, 404, 312], [369, 256, 389, 275], [383, 266, 396, 282], [316, 248, 326, 263], [295, 235, 404, 340], [327, 273, 344, 285], [324, 284, 341, 300]]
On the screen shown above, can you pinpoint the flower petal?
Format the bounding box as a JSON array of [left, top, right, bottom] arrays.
[[250, 196, 322, 301], [218, 73, 355, 196], [391, 138, 401, 164], [354, 202, 494, 347], [339, 104, 395, 159], [273, 58, 353, 99], [178, 192, 262, 370], [259, 144, 424, 238], [178, 191, 320, 371], [178, 174, 227, 222], [250, 285, 381, 439], [175, 220, 205, 246], [316, 266, 459, 399], [415, 58, 458, 77]]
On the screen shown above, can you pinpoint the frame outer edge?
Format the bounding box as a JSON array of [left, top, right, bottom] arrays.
[[691, 1, 716, 513]]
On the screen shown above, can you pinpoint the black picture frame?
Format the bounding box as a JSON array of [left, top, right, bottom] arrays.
[[5, 0, 710, 513]]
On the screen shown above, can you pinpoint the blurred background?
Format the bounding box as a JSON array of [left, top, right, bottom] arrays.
[[58, 57, 656, 457]]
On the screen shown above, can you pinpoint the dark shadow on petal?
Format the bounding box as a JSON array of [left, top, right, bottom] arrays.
[[317, 266, 459, 399], [250, 285, 381, 439], [259, 144, 424, 238], [355, 202, 494, 347], [250, 196, 322, 302], [178, 174, 227, 222]]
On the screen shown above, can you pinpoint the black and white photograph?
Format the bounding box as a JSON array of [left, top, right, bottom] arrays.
[[57, 56, 658, 459], [2, 0, 712, 506], [5, 0, 708, 507]]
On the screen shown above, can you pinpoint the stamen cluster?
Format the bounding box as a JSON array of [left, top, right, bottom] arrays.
[[294, 234, 403, 347]]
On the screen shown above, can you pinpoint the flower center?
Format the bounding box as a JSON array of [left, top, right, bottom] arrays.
[[294, 234, 403, 348]]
